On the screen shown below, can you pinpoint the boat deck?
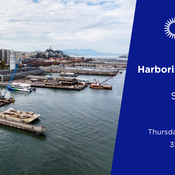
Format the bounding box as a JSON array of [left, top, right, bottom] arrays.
[[0, 118, 46, 134], [0, 108, 40, 123]]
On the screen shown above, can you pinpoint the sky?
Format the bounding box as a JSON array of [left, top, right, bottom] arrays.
[[0, 0, 136, 54]]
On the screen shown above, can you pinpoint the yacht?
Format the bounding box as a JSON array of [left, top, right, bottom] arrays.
[[8, 83, 33, 92]]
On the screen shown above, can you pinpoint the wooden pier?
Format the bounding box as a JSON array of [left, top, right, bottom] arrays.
[[0, 79, 87, 91], [0, 118, 46, 135], [31, 83, 86, 90], [43, 67, 119, 76]]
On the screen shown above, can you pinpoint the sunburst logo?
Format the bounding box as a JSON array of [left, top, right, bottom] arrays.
[[164, 18, 175, 39]]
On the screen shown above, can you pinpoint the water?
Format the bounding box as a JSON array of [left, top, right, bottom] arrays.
[[0, 71, 125, 175], [83, 56, 128, 60]]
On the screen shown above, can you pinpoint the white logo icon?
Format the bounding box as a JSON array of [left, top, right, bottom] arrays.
[[164, 18, 175, 39]]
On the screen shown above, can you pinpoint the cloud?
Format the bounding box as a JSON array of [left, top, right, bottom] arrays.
[[0, 0, 136, 53]]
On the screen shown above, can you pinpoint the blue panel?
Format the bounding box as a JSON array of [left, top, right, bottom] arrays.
[[111, 0, 175, 174]]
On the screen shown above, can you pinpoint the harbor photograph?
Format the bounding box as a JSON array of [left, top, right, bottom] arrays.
[[0, 71, 125, 175], [0, 0, 136, 174]]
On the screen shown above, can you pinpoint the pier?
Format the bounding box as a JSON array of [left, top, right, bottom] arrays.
[[43, 66, 119, 76], [31, 83, 87, 90], [0, 108, 40, 123], [0, 118, 46, 134], [74, 60, 127, 68], [0, 79, 87, 91], [0, 67, 44, 82]]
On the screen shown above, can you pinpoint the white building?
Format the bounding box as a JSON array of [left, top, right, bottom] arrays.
[[14, 51, 21, 64], [10, 49, 16, 70]]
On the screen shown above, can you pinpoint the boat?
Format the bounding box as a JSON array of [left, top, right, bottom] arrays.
[[2, 99, 12, 104], [118, 69, 122, 74], [0, 108, 40, 123], [89, 79, 112, 90], [60, 72, 78, 77], [89, 79, 103, 89], [0, 102, 5, 106], [8, 83, 33, 92], [76, 78, 90, 84], [0, 96, 15, 104], [89, 85, 103, 89], [102, 84, 112, 90], [0, 92, 15, 104]]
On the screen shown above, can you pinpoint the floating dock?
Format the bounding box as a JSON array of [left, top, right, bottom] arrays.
[[0, 76, 87, 91], [0, 108, 46, 135], [0, 118, 46, 134], [31, 83, 86, 90], [0, 108, 40, 123]]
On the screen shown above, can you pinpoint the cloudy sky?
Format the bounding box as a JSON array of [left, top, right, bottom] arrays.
[[0, 0, 136, 53]]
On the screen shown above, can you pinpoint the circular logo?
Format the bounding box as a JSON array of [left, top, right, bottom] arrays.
[[164, 18, 175, 39]]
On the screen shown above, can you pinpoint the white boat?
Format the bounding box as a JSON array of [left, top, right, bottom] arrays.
[[76, 78, 90, 84], [102, 84, 112, 89], [119, 70, 122, 74], [8, 83, 32, 92]]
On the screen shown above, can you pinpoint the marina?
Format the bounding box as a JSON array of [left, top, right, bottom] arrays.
[[0, 76, 88, 91], [0, 0, 132, 172], [0, 71, 125, 175]]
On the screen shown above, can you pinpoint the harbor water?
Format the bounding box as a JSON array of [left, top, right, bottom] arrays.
[[0, 70, 125, 175]]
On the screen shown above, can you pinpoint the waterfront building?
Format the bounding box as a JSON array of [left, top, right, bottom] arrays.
[[0, 49, 11, 64], [0, 49, 22, 65], [0, 67, 44, 82], [13, 51, 21, 64], [10, 49, 16, 70]]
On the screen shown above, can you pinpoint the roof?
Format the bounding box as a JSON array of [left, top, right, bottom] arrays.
[[26, 75, 49, 80]]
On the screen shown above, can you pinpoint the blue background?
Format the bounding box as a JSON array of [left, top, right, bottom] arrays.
[[111, 0, 175, 174]]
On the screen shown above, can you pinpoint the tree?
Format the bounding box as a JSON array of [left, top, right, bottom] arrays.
[[36, 53, 42, 58], [53, 61, 57, 65], [18, 63, 22, 68], [1, 60, 5, 69]]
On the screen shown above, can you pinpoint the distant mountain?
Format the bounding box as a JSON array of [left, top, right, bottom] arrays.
[[61, 49, 120, 56], [31, 50, 42, 53]]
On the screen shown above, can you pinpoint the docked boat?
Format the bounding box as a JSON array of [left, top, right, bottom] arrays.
[[89, 84, 103, 89], [8, 83, 33, 92], [89, 79, 112, 90], [0, 91, 15, 105], [102, 84, 112, 90], [60, 72, 78, 77], [118, 69, 122, 74], [0, 97, 15, 104], [0, 102, 5, 106], [89, 80, 103, 89], [0, 108, 40, 123]]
